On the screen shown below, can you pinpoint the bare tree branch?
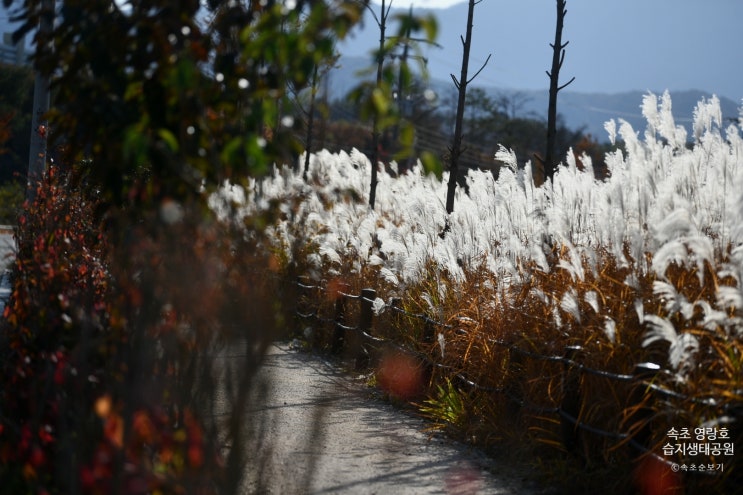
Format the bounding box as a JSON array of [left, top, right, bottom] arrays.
[[466, 53, 491, 85], [445, 0, 483, 219], [450, 74, 461, 90], [543, 0, 573, 184], [368, 0, 392, 209], [386, 35, 442, 48], [358, 0, 393, 28], [558, 76, 576, 91]]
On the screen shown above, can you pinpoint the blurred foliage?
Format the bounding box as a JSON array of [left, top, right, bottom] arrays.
[[0, 165, 286, 493], [348, 6, 441, 178], [327, 83, 609, 181], [0, 165, 112, 492], [0, 0, 369, 493], [0, 180, 24, 224], [438, 87, 601, 181], [0, 63, 34, 183], [4, 0, 364, 209]]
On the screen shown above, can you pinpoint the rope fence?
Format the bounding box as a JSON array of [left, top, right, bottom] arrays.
[[292, 276, 740, 480]]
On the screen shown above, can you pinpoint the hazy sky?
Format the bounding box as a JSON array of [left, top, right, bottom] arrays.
[[2, 1, 741, 102], [370, 0, 463, 7], [372, 0, 464, 7], [355, 0, 743, 102]]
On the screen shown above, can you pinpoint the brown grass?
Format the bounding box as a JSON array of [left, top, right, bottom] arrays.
[[284, 238, 742, 494]]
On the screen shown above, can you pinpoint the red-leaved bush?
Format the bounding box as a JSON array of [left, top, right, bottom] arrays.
[[0, 166, 280, 494], [0, 165, 111, 492]]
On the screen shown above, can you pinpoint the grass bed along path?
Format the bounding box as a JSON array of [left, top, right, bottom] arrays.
[[214, 92, 743, 494]]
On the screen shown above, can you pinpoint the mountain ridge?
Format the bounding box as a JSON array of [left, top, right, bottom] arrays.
[[328, 55, 740, 143]]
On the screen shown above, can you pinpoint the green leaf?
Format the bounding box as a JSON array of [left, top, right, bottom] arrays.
[[157, 129, 179, 153], [422, 15, 438, 44], [221, 137, 244, 168], [175, 58, 196, 91], [420, 151, 443, 179], [245, 137, 269, 176], [398, 122, 415, 149], [124, 81, 143, 102], [123, 125, 148, 166], [371, 88, 389, 115]]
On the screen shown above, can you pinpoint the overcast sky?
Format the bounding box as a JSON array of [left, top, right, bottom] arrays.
[[353, 0, 743, 102]]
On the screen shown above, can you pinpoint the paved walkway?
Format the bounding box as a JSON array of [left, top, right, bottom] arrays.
[[228, 344, 551, 495], [0, 231, 14, 313], [0, 228, 551, 493]]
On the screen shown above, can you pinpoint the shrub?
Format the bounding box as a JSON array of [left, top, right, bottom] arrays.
[[0, 166, 284, 493], [0, 165, 110, 492], [224, 93, 743, 492], [0, 181, 24, 225]]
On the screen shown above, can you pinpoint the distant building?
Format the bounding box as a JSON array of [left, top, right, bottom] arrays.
[[0, 32, 27, 66]]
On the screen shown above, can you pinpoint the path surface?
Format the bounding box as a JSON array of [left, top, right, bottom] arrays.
[[0, 231, 14, 312], [232, 343, 551, 494], [0, 228, 550, 493]]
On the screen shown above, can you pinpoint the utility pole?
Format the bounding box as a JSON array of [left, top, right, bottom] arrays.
[[27, 0, 54, 201]]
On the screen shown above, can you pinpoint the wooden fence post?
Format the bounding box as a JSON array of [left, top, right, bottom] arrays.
[[295, 276, 313, 337], [389, 297, 403, 336], [331, 287, 348, 355], [505, 347, 525, 417], [560, 345, 583, 456], [422, 318, 434, 344], [627, 362, 661, 459], [356, 288, 376, 370]]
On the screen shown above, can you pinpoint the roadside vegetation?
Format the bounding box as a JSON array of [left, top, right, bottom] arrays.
[[0, 0, 739, 493], [0, 180, 23, 225], [0, 1, 370, 493], [215, 93, 743, 494]]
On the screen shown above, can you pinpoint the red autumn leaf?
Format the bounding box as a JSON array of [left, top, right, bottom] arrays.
[[38, 426, 54, 444], [188, 444, 204, 468], [104, 415, 124, 449], [29, 446, 45, 467], [132, 411, 155, 444]]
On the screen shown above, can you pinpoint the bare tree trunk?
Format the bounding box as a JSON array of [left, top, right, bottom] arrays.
[[444, 0, 489, 218], [369, 0, 390, 210], [27, 0, 54, 202], [543, 0, 574, 184], [303, 65, 319, 181]]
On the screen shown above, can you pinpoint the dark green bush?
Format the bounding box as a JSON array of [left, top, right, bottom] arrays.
[[0, 181, 23, 225]]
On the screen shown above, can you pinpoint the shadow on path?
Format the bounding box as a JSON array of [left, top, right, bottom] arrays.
[[216, 343, 551, 495]]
